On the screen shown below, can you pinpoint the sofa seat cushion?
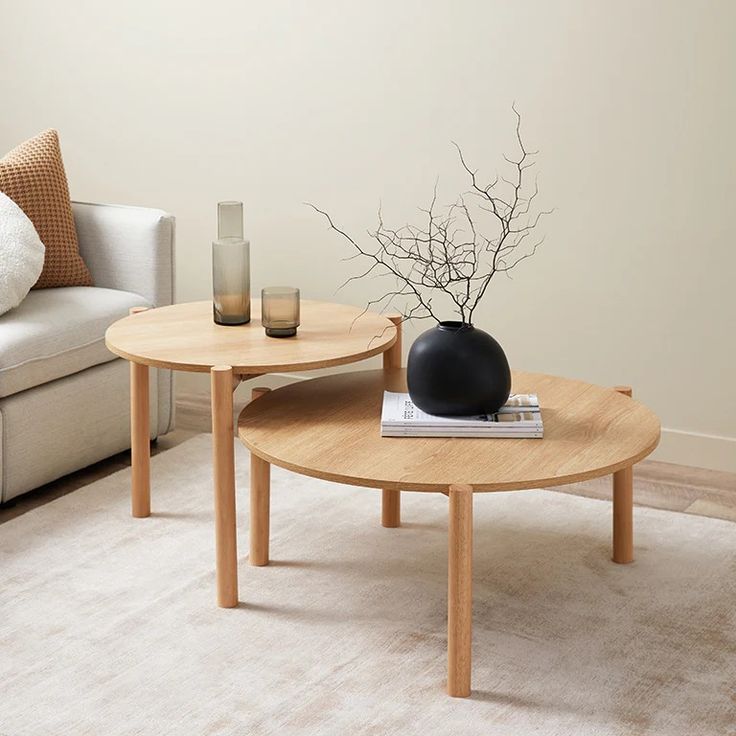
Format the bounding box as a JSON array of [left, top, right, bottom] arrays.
[[0, 286, 150, 398]]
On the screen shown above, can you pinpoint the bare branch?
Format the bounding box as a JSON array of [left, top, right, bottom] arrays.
[[305, 108, 550, 326]]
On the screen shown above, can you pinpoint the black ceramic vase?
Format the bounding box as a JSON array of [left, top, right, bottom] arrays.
[[407, 322, 511, 416]]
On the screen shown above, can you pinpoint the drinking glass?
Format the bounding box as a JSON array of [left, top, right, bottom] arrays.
[[261, 287, 300, 337]]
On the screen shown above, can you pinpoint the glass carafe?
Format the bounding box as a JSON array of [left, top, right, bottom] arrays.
[[212, 201, 250, 325]]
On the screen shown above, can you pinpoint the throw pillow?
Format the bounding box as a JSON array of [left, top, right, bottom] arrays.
[[0, 129, 92, 288], [0, 192, 45, 316]]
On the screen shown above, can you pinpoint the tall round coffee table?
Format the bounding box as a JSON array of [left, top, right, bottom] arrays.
[[238, 368, 660, 697], [105, 300, 398, 608]]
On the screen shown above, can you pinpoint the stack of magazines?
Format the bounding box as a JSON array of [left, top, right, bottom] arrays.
[[380, 392, 543, 438]]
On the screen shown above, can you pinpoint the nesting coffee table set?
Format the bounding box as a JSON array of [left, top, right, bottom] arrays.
[[106, 300, 660, 698]]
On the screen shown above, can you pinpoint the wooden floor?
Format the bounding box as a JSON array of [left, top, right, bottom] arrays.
[[2, 391, 734, 525]]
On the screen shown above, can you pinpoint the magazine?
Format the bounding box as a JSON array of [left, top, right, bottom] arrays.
[[381, 392, 543, 438]]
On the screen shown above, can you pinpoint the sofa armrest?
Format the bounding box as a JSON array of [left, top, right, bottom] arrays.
[[72, 201, 175, 307]]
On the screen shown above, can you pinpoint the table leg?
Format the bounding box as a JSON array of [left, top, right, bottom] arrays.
[[128, 307, 151, 518], [612, 466, 634, 563], [211, 365, 238, 608], [612, 386, 634, 564], [381, 314, 403, 527], [381, 489, 401, 528], [130, 361, 151, 518], [448, 484, 473, 697], [250, 387, 271, 566]]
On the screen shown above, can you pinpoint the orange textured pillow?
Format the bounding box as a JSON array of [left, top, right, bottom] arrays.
[[0, 129, 92, 288]]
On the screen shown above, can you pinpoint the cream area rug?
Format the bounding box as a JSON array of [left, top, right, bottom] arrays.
[[1, 436, 734, 736]]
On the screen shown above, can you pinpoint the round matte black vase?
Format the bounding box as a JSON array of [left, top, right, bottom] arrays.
[[407, 322, 511, 416]]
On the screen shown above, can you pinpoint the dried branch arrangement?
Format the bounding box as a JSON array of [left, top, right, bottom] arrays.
[[309, 108, 551, 325]]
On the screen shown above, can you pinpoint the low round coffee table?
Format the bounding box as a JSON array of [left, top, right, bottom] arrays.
[[105, 300, 398, 608], [238, 368, 660, 697]]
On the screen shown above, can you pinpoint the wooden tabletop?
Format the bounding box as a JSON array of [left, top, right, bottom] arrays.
[[105, 300, 397, 373], [238, 369, 661, 492]]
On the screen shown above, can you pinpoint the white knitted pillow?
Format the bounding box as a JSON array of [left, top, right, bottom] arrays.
[[0, 192, 45, 316]]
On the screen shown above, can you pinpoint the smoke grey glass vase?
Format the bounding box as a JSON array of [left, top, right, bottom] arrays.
[[213, 201, 251, 325]]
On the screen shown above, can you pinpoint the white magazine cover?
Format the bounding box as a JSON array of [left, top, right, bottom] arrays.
[[381, 392, 542, 428], [382, 428, 543, 437]]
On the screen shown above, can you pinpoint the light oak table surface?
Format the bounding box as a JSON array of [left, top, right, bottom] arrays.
[[238, 369, 661, 492], [238, 367, 660, 697], [104, 300, 398, 611], [105, 299, 397, 374]]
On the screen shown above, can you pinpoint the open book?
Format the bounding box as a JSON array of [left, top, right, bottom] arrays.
[[381, 392, 543, 438]]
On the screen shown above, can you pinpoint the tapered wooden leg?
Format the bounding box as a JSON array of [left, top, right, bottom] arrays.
[[212, 366, 238, 608], [130, 361, 151, 518], [448, 484, 473, 697], [250, 387, 271, 566], [381, 314, 403, 526], [612, 386, 634, 564], [381, 489, 401, 528]]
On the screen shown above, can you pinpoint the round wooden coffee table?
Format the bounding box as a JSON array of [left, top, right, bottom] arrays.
[[238, 368, 660, 697], [105, 300, 398, 608]]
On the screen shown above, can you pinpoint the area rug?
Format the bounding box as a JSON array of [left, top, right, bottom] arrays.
[[1, 435, 734, 736]]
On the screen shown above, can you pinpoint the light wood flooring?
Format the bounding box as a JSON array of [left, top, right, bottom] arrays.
[[2, 391, 734, 525]]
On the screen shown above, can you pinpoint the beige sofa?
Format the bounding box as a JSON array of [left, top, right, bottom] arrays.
[[0, 202, 175, 502]]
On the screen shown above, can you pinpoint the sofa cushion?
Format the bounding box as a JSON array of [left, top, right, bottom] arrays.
[[0, 192, 45, 316], [0, 130, 92, 289], [0, 286, 150, 398]]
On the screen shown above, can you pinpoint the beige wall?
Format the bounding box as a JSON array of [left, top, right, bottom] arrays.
[[2, 1, 734, 471]]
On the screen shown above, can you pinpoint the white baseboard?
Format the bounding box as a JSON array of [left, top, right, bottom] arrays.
[[654, 428, 736, 474], [175, 371, 736, 474]]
